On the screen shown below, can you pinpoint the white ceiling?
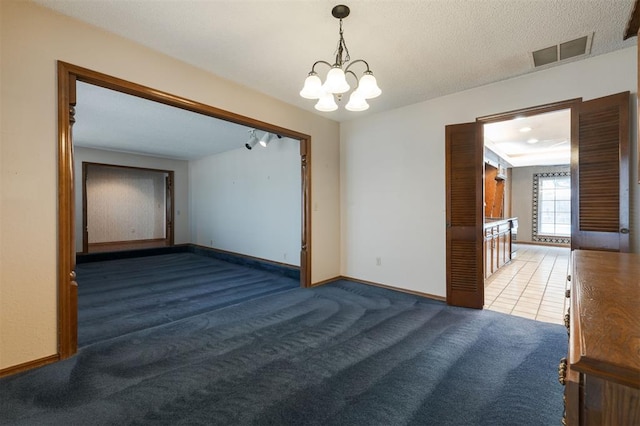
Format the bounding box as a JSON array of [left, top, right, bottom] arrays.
[[484, 109, 571, 167], [35, 0, 636, 123], [74, 82, 262, 160]]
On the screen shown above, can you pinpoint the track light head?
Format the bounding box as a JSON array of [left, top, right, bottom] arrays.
[[245, 129, 258, 150], [259, 132, 272, 147]]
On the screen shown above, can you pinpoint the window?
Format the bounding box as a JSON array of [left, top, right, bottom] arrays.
[[532, 172, 571, 244]]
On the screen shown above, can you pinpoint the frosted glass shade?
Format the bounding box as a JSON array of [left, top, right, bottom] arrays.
[[324, 66, 350, 94], [315, 93, 338, 112], [345, 90, 369, 111], [299, 73, 323, 99], [358, 72, 381, 99]]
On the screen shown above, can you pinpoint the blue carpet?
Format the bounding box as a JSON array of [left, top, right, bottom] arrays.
[[0, 256, 567, 425], [76, 253, 300, 346]]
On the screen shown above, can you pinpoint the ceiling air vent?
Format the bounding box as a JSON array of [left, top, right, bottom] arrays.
[[532, 34, 592, 68]]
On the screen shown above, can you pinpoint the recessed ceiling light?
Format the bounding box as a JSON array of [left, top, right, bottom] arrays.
[[527, 138, 539, 144], [520, 126, 532, 133]]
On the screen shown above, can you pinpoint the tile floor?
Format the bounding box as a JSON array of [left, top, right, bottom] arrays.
[[484, 243, 570, 325]]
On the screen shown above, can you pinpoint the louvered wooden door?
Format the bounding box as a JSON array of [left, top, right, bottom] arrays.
[[572, 92, 630, 252], [446, 123, 484, 308]]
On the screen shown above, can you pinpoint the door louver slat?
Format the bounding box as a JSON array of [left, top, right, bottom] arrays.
[[446, 122, 483, 308], [572, 92, 630, 252], [579, 107, 620, 233], [450, 241, 477, 292]]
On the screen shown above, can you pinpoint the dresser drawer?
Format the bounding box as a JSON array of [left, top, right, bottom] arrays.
[[563, 250, 640, 426]]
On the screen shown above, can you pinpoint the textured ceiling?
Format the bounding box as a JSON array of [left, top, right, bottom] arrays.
[[34, 0, 636, 122]]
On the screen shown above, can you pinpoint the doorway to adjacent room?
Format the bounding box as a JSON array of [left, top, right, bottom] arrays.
[[481, 108, 571, 324]]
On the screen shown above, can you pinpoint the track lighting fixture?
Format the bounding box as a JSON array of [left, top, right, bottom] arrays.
[[259, 132, 273, 147], [246, 130, 283, 151], [245, 129, 259, 150], [300, 4, 381, 112]]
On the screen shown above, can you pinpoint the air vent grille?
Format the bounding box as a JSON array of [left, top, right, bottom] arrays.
[[532, 46, 558, 67], [560, 36, 589, 60], [532, 34, 592, 68]]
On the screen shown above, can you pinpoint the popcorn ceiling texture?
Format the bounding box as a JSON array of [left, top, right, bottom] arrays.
[[33, 0, 636, 122]]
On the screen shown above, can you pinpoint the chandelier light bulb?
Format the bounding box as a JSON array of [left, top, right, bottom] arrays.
[[357, 72, 382, 99], [324, 66, 350, 94], [315, 92, 338, 112], [345, 90, 369, 111], [299, 73, 323, 99]]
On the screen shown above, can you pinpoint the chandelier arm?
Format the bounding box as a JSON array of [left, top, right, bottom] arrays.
[[310, 60, 333, 73], [344, 59, 371, 74], [345, 70, 359, 86]]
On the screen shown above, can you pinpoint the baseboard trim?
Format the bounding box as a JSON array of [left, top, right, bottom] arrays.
[[76, 245, 190, 263], [516, 241, 570, 248], [87, 238, 169, 253], [188, 245, 300, 280], [338, 275, 447, 302], [0, 354, 60, 378], [76, 244, 301, 280], [309, 276, 342, 287]]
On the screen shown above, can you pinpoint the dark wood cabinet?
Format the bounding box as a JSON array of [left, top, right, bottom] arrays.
[[562, 250, 640, 425], [483, 219, 512, 278]]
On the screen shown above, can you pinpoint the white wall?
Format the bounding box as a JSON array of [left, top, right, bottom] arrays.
[[0, 1, 340, 370], [341, 46, 638, 298], [511, 165, 570, 244], [74, 147, 189, 250], [189, 137, 301, 265]]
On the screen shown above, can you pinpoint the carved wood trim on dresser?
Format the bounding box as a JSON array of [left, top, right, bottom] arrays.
[[561, 250, 640, 425]]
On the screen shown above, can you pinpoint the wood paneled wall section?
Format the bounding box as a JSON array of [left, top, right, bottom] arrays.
[[484, 164, 504, 218]]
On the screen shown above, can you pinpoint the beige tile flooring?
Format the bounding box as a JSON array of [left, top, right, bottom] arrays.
[[484, 243, 570, 325]]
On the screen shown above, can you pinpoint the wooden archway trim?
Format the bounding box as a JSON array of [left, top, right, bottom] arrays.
[[624, 0, 640, 40], [57, 61, 312, 360]]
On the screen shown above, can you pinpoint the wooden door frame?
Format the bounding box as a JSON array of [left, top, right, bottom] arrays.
[[81, 162, 175, 253], [57, 61, 312, 359], [446, 98, 581, 308], [477, 98, 581, 126]]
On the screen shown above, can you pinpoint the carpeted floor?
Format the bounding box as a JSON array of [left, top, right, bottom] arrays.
[[76, 253, 300, 346], [0, 254, 568, 425]]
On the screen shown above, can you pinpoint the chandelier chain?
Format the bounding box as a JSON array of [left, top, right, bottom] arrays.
[[334, 19, 351, 67]]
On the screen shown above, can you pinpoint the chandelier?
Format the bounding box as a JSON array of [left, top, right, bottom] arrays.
[[299, 4, 381, 112]]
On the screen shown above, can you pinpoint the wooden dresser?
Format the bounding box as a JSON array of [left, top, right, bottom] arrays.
[[561, 250, 640, 425]]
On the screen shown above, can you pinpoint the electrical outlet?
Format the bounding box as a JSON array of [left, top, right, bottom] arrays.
[[376, 257, 382, 266]]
